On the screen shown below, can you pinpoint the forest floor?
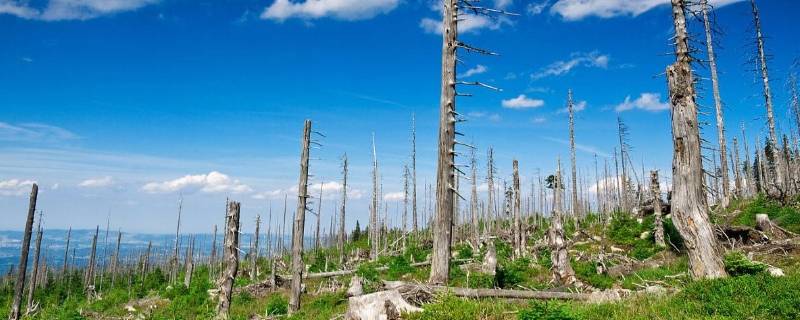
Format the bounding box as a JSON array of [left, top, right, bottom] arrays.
[[3, 194, 800, 320]]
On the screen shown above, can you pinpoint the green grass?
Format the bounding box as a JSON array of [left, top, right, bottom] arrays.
[[731, 194, 800, 233]]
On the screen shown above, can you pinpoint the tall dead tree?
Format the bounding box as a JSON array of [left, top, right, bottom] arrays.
[[512, 160, 522, 258], [403, 164, 410, 248], [469, 147, 479, 246], [338, 154, 348, 265], [184, 236, 194, 288], [486, 147, 496, 233], [568, 89, 580, 224], [370, 134, 380, 261], [210, 225, 218, 266], [216, 201, 240, 319], [411, 114, 418, 233], [667, 0, 727, 279], [172, 195, 183, 284], [702, 0, 730, 204], [111, 230, 121, 285], [550, 159, 576, 285], [733, 137, 743, 197], [85, 226, 99, 298], [617, 118, 630, 212], [314, 181, 323, 251], [751, 0, 781, 191], [289, 120, 312, 314], [25, 213, 43, 314], [9, 184, 37, 320], [62, 227, 71, 275]]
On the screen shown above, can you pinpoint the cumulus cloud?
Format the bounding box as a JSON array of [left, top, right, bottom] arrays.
[[550, 0, 743, 21], [468, 111, 502, 122], [532, 117, 547, 124], [542, 137, 610, 157], [0, 179, 37, 196], [252, 181, 363, 200], [531, 51, 609, 80], [261, 0, 399, 21], [383, 191, 405, 202], [527, 0, 550, 15], [502, 94, 545, 109], [615, 93, 670, 112], [458, 65, 488, 78], [0, 0, 159, 21], [78, 176, 114, 188], [142, 171, 252, 194], [0, 122, 78, 142], [420, 4, 512, 35]]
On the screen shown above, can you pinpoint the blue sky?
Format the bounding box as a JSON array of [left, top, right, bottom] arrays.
[[0, 0, 798, 234]]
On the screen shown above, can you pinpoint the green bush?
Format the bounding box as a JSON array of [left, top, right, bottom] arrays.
[[387, 255, 414, 280], [724, 251, 768, 276], [497, 257, 530, 288], [572, 260, 613, 289], [519, 301, 581, 320]]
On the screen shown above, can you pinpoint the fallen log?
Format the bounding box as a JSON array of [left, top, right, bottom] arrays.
[[382, 281, 593, 301], [279, 259, 472, 281]]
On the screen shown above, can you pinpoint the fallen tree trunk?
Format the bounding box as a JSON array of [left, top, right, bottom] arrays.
[[279, 259, 472, 281], [382, 281, 593, 301]]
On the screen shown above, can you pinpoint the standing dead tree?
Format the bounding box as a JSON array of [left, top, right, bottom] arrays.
[[617, 117, 630, 212], [411, 114, 419, 234], [85, 226, 99, 299], [339, 154, 348, 265], [667, 0, 727, 279], [289, 120, 312, 314], [470, 148, 479, 247], [486, 147, 496, 235], [750, 0, 782, 193], [370, 134, 380, 261], [25, 212, 43, 315], [429, 0, 511, 285], [550, 159, 576, 285], [216, 201, 240, 319], [251, 215, 261, 281], [702, 0, 730, 204], [314, 180, 323, 252], [172, 195, 183, 284], [651, 171, 666, 248], [9, 184, 37, 320], [512, 160, 522, 258], [568, 89, 580, 226]]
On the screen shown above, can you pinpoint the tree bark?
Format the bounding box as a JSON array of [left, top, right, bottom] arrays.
[[216, 201, 241, 319], [289, 120, 312, 314], [651, 171, 666, 248], [252, 214, 261, 281], [512, 160, 522, 258], [429, 0, 457, 286], [62, 227, 71, 276], [25, 218, 42, 314], [550, 160, 576, 285], [412, 114, 418, 234], [486, 148, 496, 235], [371, 135, 380, 261], [339, 154, 348, 265], [667, 0, 727, 280], [751, 0, 781, 192], [569, 90, 580, 225], [9, 184, 37, 320], [184, 236, 194, 288], [702, 0, 730, 204]]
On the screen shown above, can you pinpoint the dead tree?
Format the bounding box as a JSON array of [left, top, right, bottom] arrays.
[[732, 138, 743, 197], [403, 164, 410, 249], [339, 154, 348, 265], [617, 118, 630, 212], [8, 184, 37, 320], [62, 227, 71, 275], [252, 215, 261, 281], [651, 171, 666, 248], [370, 134, 380, 261], [184, 236, 194, 288], [172, 195, 183, 284], [211, 225, 218, 266], [111, 230, 121, 285], [751, 0, 781, 191], [216, 201, 241, 319], [568, 89, 580, 225], [411, 114, 418, 234], [486, 148, 496, 233], [512, 160, 522, 258], [702, 0, 730, 204], [314, 181, 323, 251], [289, 120, 312, 314], [470, 148, 479, 246], [85, 226, 99, 298], [667, 0, 727, 279], [25, 214, 43, 314], [550, 159, 576, 285]]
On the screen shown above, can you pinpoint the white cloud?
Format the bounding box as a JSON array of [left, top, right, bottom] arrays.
[[0, 0, 159, 21], [502, 94, 545, 109], [468, 111, 502, 122], [420, 6, 512, 35], [78, 176, 114, 188], [0, 122, 78, 142], [494, 0, 513, 9], [142, 171, 252, 194], [527, 0, 550, 15], [383, 191, 405, 202], [531, 51, 609, 80], [261, 0, 399, 21], [615, 93, 670, 112], [532, 117, 547, 124], [550, 0, 743, 21], [542, 137, 610, 157], [459, 65, 488, 78], [0, 179, 37, 197], [252, 181, 363, 200]]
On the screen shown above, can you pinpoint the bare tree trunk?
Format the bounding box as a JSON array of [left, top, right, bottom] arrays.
[[8, 184, 37, 320], [569, 90, 580, 227], [85, 226, 99, 298], [112, 230, 121, 285], [412, 114, 418, 234], [184, 236, 194, 288], [216, 201, 241, 319], [733, 137, 743, 197], [651, 171, 666, 248], [403, 164, 410, 250], [486, 148, 496, 235], [751, 0, 781, 192], [512, 160, 522, 258], [172, 196, 183, 284], [315, 181, 322, 251], [25, 217, 43, 314], [667, 0, 727, 279], [429, 0, 457, 286], [62, 227, 71, 276], [702, 0, 730, 204], [252, 215, 261, 281], [550, 160, 576, 285], [617, 118, 629, 212], [371, 135, 380, 261], [211, 225, 218, 266], [289, 120, 312, 314], [470, 149, 479, 247], [742, 124, 753, 196], [339, 154, 348, 265]]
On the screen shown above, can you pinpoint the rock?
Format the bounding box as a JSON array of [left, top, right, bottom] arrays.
[[124, 305, 137, 312], [347, 276, 364, 297], [587, 289, 631, 303], [610, 246, 625, 253], [767, 266, 785, 277], [345, 290, 422, 320], [639, 231, 650, 240], [644, 285, 667, 296]]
